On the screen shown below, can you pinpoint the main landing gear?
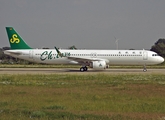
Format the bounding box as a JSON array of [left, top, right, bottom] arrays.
[[80, 66, 88, 72], [143, 64, 147, 72]]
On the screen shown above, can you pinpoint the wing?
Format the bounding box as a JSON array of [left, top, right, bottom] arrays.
[[54, 46, 109, 64], [68, 56, 109, 64]]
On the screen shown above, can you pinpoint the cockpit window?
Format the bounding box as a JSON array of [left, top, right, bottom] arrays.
[[152, 54, 158, 56]]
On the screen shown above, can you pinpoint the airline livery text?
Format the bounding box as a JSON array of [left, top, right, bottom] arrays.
[[40, 51, 70, 61]]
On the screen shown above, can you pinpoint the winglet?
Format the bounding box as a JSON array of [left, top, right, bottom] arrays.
[[54, 47, 63, 57]]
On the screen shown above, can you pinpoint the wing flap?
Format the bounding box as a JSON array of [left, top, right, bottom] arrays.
[[67, 57, 109, 64]]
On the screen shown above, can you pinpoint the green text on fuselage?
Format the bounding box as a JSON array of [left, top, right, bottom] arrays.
[[40, 51, 70, 61]]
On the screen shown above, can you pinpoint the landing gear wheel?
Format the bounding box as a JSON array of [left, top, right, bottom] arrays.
[[84, 66, 88, 71], [80, 67, 85, 72], [80, 66, 88, 72], [143, 69, 147, 72], [143, 64, 147, 72]]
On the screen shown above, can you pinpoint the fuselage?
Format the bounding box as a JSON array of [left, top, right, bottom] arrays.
[[5, 27, 164, 72], [4, 49, 164, 65]]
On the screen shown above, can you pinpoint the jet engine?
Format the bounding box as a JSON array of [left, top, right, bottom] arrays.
[[90, 61, 106, 70]]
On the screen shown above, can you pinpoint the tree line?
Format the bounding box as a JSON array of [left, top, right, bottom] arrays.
[[0, 40, 165, 64], [150, 39, 165, 57]]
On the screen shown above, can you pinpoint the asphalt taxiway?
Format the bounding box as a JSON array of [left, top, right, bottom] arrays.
[[0, 68, 164, 74]]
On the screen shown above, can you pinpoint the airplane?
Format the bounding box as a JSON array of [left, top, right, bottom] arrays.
[[4, 27, 164, 72]]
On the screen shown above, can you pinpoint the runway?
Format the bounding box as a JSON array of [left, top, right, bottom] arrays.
[[0, 68, 164, 74]]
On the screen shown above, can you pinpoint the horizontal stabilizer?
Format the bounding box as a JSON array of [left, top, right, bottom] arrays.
[[4, 51, 22, 56]]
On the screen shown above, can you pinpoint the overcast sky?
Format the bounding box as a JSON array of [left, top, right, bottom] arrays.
[[1, 0, 165, 49]]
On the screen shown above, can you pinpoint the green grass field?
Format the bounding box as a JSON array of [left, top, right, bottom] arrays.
[[0, 63, 165, 69], [0, 73, 165, 119]]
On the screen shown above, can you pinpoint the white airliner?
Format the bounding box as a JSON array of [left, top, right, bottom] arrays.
[[4, 27, 164, 72]]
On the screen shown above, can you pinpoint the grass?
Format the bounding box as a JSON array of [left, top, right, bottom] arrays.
[[0, 63, 165, 69], [0, 73, 165, 119]]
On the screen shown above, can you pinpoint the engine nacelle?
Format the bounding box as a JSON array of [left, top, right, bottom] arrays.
[[90, 61, 106, 70]]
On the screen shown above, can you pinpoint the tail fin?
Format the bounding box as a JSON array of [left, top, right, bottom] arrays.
[[6, 27, 32, 49]]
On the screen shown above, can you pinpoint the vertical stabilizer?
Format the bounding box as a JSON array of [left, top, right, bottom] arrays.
[[6, 27, 32, 49]]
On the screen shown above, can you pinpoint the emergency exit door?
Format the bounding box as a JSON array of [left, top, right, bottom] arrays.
[[143, 51, 148, 60]]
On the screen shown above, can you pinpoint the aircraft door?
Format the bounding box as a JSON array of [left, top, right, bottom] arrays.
[[143, 51, 148, 60], [29, 50, 33, 59]]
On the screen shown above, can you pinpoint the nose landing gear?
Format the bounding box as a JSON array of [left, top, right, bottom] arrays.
[[143, 64, 147, 72]]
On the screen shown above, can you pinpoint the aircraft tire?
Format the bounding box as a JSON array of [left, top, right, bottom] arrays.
[[84, 66, 88, 71], [143, 69, 147, 72], [80, 67, 85, 72]]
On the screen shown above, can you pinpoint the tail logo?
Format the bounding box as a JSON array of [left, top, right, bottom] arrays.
[[10, 34, 20, 44]]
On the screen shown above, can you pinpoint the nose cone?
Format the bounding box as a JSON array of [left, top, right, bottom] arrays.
[[158, 57, 164, 63]]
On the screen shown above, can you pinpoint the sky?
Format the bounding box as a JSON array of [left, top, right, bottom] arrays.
[[1, 0, 165, 50]]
